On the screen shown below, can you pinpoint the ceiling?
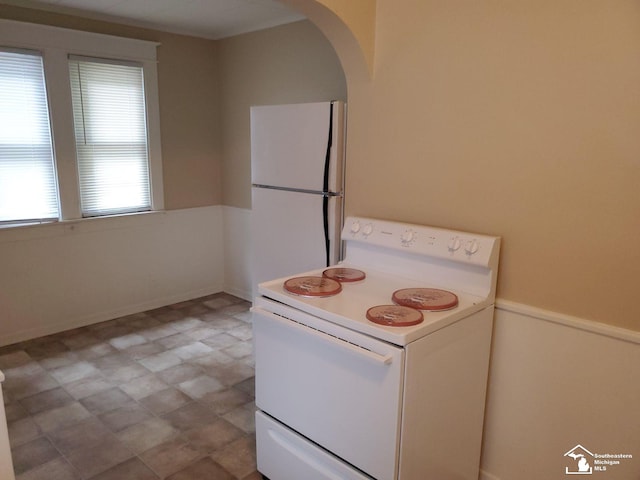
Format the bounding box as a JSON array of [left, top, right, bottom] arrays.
[[3, 0, 306, 39]]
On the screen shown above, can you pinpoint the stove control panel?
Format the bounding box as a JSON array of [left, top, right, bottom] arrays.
[[342, 216, 500, 267]]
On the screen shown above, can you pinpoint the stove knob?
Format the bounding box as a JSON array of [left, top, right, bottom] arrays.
[[362, 223, 374, 237], [350, 221, 361, 235], [401, 229, 416, 246], [448, 236, 461, 252], [465, 239, 479, 255]]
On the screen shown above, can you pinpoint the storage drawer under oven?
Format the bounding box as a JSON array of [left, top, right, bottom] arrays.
[[253, 300, 405, 480], [256, 411, 373, 480]]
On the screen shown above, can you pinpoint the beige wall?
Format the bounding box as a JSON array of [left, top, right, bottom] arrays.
[[314, 0, 640, 331], [4, 1, 638, 331], [218, 20, 347, 208], [0, 4, 221, 210], [0, 8, 346, 210], [155, 34, 221, 209]]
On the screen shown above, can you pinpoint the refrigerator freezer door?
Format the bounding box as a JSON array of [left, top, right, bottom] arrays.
[[251, 187, 342, 298], [250, 102, 344, 193]]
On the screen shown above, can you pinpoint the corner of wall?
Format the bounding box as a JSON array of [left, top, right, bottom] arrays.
[[222, 205, 253, 302]]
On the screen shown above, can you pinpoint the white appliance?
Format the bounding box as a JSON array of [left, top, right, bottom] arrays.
[[252, 216, 501, 480], [250, 101, 346, 298]]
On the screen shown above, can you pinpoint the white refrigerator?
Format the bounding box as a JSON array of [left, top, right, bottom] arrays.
[[250, 101, 346, 298]]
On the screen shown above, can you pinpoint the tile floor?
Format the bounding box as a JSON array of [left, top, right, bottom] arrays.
[[0, 293, 263, 480]]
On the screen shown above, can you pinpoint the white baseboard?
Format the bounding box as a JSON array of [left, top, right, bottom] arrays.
[[0, 285, 222, 347]]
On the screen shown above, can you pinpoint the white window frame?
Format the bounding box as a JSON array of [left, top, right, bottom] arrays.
[[0, 19, 164, 222]]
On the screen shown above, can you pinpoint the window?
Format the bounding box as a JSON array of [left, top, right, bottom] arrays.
[[69, 57, 151, 217], [0, 19, 163, 227], [0, 48, 59, 224]]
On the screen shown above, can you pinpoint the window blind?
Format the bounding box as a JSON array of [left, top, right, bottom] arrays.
[[0, 48, 59, 224], [69, 56, 151, 217]]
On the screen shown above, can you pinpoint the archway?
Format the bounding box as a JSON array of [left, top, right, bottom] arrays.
[[276, 0, 375, 82]]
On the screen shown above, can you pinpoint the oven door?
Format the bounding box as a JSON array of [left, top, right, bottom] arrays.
[[253, 298, 405, 480]]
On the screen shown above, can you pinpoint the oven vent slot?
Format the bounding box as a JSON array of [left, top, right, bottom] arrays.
[[274, 311, 390, 358], [256, 304, 396, 365], [293, 316, 375, 354]]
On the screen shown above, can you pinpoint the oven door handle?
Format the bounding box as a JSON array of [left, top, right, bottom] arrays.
[[254, 306, 394, 365], [322, 330, 394, 365]]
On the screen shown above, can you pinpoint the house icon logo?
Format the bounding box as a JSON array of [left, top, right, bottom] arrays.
[[565, 445, 594, 475]]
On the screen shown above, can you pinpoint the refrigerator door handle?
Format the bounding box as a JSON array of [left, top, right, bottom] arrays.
[[251, 184, 341, 197], [322, 102, 334, 267], [323, 196, 329, 266]]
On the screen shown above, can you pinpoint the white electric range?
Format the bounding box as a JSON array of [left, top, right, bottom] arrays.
[[252, 216, 501, 480]]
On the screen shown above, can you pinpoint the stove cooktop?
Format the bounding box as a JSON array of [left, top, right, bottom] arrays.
[[257, 262, 491, 346]]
